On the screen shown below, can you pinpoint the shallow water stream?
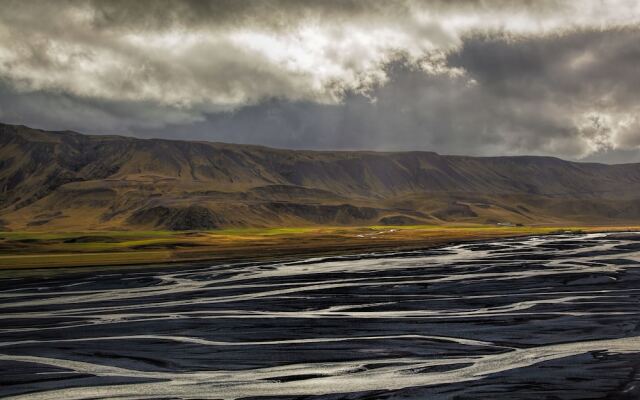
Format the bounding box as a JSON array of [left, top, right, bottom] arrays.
[[1, 233, 640, 399]]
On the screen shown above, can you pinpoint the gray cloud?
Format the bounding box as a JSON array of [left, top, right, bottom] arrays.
[[0, 1, 640, 162]]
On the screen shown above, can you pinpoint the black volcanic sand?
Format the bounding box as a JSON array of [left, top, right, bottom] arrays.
[[1, 233, 640, 399]]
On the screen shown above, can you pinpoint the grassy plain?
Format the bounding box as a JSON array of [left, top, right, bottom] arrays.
[[0, 224, 636, 269]]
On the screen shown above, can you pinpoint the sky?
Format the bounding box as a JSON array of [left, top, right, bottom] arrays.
[[1, 0, 640, 163]]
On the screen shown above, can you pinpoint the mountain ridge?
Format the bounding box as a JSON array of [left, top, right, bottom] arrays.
[[2, 122, 640, 231]]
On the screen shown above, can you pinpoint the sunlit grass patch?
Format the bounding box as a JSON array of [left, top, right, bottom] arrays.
[[0, 224, 634, 269], [208, 227, 324, 236]]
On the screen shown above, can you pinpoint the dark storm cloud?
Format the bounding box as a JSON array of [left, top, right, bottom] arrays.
[[447, 28, 640, 158], [126, 28, 640, 162], [0, 79, 202, 133], [449, 28, 640, 104], [1, 0, 640, 162]]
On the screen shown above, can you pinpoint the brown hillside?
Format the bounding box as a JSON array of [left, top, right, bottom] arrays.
[[2, 123, 640, 230]]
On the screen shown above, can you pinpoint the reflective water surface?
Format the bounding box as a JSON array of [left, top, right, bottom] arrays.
[[1, 233, 640, 399]]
